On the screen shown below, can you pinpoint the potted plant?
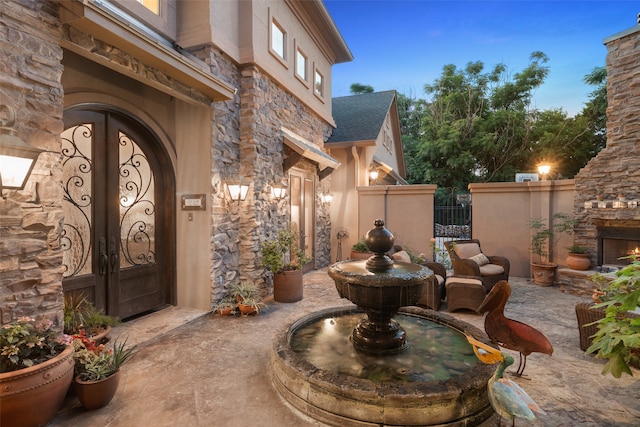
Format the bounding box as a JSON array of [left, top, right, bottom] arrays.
[[565, 245, 591, 271], [1, 317, 74, 427], [229, 281, 265, 315], [350, 237, 372, 260], [213, 297, 238, 316], [64, 292, 120, 343], [529, 212, 576, 286], [72, 334, 137, 409], [586, 255, 640, 378], [260, 227, 310, 303]]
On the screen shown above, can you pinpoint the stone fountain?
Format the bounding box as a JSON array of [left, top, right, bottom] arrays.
[[271, 220, 495, 426]]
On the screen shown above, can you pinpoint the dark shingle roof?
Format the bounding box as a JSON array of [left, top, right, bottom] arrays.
[[327, 90, 396, 143]]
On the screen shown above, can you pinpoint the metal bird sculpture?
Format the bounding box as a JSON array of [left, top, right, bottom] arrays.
[[466, 336, 547, 426], [477, 280, 553, 376]]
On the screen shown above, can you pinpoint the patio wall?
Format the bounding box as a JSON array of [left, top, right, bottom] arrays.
[[354, 180, 575, 278]]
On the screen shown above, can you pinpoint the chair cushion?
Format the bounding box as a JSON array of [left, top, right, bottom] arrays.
[[392, 251, 411, 263], [454, 243, 481, 259], [479, 264, 504, 276], [435, 274, 444, 285], [468, 253, 490, 266], [446, 277, 483, 286]]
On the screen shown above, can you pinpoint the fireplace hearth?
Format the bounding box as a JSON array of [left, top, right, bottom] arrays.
[[598, 226, 640, 267]]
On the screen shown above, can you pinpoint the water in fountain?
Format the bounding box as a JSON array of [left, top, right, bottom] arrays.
[[271, 220, 496, 427]]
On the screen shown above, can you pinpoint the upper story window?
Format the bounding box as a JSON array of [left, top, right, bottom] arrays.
[[137, 0, 159, 14], [314, 69, 324, 98], [111, 0, 176, 40], [271, 20, 286, 60], [295, 48, 308, 82]]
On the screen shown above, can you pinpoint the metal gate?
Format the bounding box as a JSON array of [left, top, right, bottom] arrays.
[[433, 189, 472, 267]]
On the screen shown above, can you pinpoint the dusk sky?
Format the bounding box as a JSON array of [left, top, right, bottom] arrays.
[[324, 0, 639, 116]]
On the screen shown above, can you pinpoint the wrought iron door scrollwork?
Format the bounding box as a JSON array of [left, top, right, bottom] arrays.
[[118, 131, 156, 267]]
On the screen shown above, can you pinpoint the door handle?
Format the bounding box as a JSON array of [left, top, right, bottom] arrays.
[[109, 236, 118, 273], [99, 237, 108, 276]]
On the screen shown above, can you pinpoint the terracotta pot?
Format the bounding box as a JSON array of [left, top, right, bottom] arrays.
[[531, 262, 557, 287], [74, 370, 121, 410], [566, 253, 591, 271], [88, 325, 112, 344], [237, 303, 258, 315], [273, 270, 303, 303], [349, 251, 372, 260], [0, 345, 74, 427]]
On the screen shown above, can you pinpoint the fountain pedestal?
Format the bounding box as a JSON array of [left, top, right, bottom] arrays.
[[329, 219, 430, 354]]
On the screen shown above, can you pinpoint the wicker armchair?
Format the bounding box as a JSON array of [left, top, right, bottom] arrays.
[[444, 239, 510, 291], [416, 261, 447, 310]]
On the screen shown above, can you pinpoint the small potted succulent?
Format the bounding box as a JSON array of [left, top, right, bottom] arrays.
[[64, 292, 120, 343], [229, 281, 265, 315], [72, 333, 137, 409]]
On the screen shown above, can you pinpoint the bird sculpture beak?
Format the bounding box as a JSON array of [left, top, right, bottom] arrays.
[[465, 335, 503, 365]]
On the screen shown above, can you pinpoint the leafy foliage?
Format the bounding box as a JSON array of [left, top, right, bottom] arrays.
[[529, 213, 576, 263], [350, 83, 374, 94], [401, 54, 607, 188], [260, 227, 310, 273], [587, 256, 640, 378], [1, 317, 68, 372], [73, 334, 137, 381]]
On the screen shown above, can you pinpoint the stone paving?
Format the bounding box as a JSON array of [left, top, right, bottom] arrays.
[[51, 269, 639, 427]]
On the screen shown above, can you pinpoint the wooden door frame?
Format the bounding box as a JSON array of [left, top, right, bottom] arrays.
[[62, 105, 176, 316]]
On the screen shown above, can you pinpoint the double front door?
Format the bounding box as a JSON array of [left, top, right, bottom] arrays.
[[61, 109, 172, 319]]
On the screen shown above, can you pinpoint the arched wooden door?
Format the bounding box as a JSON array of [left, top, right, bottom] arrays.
[[61, 108, 174, 319]]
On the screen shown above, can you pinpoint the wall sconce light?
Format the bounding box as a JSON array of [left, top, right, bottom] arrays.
[[0, 105, 43, 196], [271, 185, 287, 200], [537, 163, 551, 180], [225, 181, 249, 202], [321, 193, 333, 204], [368, 168, 379, 183]]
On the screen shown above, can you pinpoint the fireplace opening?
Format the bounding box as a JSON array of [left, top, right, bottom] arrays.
[[598, 227, 640, 267]]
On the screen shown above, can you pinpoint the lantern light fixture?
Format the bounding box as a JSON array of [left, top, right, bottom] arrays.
[[537, 163, 551, 180], [0, 105, 43, 196], [271, 185, 287, 200], [368, 168, 379, 183], [225, 181, 250, 202]]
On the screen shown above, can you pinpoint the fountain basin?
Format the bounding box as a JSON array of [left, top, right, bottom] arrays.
[[271, 306, 496, 427]]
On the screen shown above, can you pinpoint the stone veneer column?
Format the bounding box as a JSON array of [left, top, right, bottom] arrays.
[[574, 26, 640, 252], [0, 1, 65, 329]]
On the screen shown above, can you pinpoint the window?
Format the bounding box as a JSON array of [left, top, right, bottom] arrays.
[[137, 0, 159, 14], [314, 69, 324, 97], [271, 20, 286, 60], [295, 49, 308, 81]]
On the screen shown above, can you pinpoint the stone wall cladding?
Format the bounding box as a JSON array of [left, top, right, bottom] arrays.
[[191, 48, 333, 302], [236, 65, 333, 295], [574, 28, 640, 256], [0, 0, 65, 329]]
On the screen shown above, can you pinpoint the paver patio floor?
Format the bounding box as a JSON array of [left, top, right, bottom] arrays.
[[51, 269, 639, 426]]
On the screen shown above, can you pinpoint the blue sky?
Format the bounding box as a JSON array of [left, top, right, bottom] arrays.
[[324, 0, 638, 116]]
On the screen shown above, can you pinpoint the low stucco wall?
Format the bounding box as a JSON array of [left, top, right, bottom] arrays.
[[352, 180, 575, 278]]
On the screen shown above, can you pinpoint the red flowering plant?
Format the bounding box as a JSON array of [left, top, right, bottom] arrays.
[[72, 331, 137, 382], [1, 317, 70, 373]]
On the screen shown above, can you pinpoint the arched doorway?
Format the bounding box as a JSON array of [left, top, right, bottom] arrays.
[[61, 107, 175, 319]]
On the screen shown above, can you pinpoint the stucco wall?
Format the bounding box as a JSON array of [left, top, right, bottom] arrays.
[[470, 180, 576, 277]]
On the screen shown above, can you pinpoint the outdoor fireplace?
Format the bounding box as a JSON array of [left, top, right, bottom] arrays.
[[598, 226, 640, 267]]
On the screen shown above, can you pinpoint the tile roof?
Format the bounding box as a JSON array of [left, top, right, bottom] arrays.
[[327, 90, 396, 143]]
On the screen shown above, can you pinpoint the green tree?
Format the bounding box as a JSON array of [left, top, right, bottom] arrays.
[[350, 83, 374, 94], [407, 52, 549, 189]]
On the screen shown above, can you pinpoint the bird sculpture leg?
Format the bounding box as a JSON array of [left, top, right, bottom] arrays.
[[516, 353, 527, 377]]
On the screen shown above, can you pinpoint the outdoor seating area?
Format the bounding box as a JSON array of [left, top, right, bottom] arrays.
[[48, 268, 639, 426], [444, 239, 510, 290]]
